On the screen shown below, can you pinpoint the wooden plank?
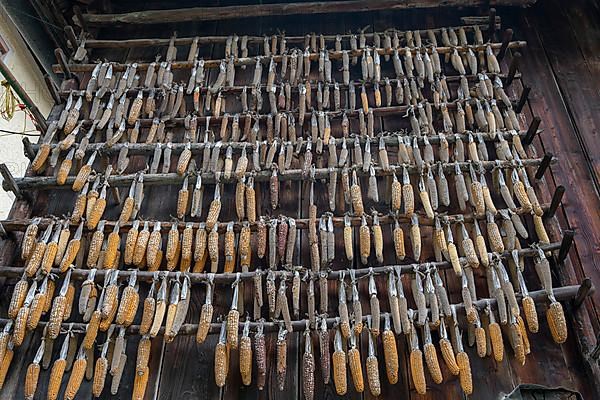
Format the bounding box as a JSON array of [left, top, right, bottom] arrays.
[[81, 0, 536, 25]]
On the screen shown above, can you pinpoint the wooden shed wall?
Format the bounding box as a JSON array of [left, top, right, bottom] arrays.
[[0, 0, 598, 399]]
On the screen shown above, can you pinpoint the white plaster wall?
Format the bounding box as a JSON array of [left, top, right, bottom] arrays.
[[0, 8, 53, 219]]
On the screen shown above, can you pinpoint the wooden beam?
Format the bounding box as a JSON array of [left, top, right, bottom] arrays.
[[573, 278, 594, 309], [81, 0, 537, 25], [0, 164, 22, 199]]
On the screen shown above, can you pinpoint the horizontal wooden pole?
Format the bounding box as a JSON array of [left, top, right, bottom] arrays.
[[81, 1, 535, 25], [52, 41, 527, 73], [0, 283, 582, 334], [29, 129, 534, 158], [0, 242, 561, 285], [7, 158, 554, 191], [84, 23, 497, 49]]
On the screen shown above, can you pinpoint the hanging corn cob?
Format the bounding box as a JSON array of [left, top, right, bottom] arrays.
[[332, 327, 347, 395], [150, 274, 168, 337], [227, 274, 241, 348], [64, 345, 87, 400], [276, 325, 288, 391], [47, 330, 71, 400]]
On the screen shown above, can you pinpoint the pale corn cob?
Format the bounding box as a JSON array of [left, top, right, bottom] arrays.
[[85, 179, 100, 222], [87, 184, 107, 230], [64, 355, 87, 400], [366, 339, 381, 397], [110, 353, 127, 395], [460, 223, 479, 268], [510, 321, 526, 365], [439, 333, 459, 375], [419, 177, 434, 219], [128, 90, 143, 125], [372, 213, 384, 263], [547, 300, 567, 344], [146, 222, 162, 267], [104, 223, 121, 269], [206, 185, 222, 229], [255, 323, 267, 390], [53, 221, 71, 266], [166, 222, 180, 263], [25, 226, 51, 277], [149, 277, 167, 337], [517, 315, 531, 355], [513, 173, 532, 213], [302, 329, 315, 400], [448, 237, 462, 276], [177, 142, 192, 176], [224, 222, 235, 273], [196, 279, 214, 343], [119, 197, 135, 225], [534, 214, 550, 244], [457, 351, 473, 395], [70, 184, 88, 224], [402, 169, 414, 214], [235, 178, 246, 220], [523, 296, 539, 333], [332, 329, 347, 395], [391, 172, 402, 211], [207, 223, 219, 273], [240, 320, 252, 386], [136, 335, 151, 374], [133, 221, 150, 266], [410, 348, 426, 395], [181, 223, 194, 269], [359, 216, 370, 265], [350, 171, 364, 216], [242, 177, 255, 223], [63, 283, 75, 320], [410, 213, 421, 262], [132, 366, 149, 400], [487, 212, 504, 253], [48, 291, 67, 338], [215, 320, 229, 387], [177, 177, 190, 218], [474, 325, 487, 358], [149, 249, 163, 271], [382, 317, 399, 384], [140, 288, 156, 336], [86, 221, 105, 268], [227, 306, 240, 349]]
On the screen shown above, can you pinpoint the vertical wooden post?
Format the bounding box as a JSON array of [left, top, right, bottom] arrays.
[[573, 278, 593, 309], [535, 153, 553, 180], [497, 28, 513, 61], [557, 230, 575, 265], [523, 116, 541, 145], [505, 52, 521, 87], [515, 86, 531, 113], [544, 185, 565, 219]]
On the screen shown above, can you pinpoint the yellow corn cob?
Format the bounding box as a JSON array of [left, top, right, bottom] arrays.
[[382, 330, 398, 384], [343, 224, 353, 261], [239, 225, 251, 267], [87, 229, 104, 268], [332, 350, 347, 395], [21, 221, 39, 260], [523, 296, 539, 333], [31, 143, 50, 172], [102, 284, 118, 319], [181, 224, 193, 266], [139, 297, 155, 336], [224, 226, 235, 273], [196, 303, 213, 344], [124, 222, 139, 265], [25, 241, 46, 277], [177, 187, 189, 219], [27, 293, 45, 330], [13, 307, 29, 346], [47, 358, 66, 400], [514, 181, 532, 213], [133, 229, 150, 267], [148, 249, 162, 271], [475, 326, 486, 358], [475, 233, 488, 268], [517, 316, 530, 355], [448, 242, 462, 276], [0, 345, 13, 389], [534, 214, 550, 244], [348, 347, 364, 392], [116, 286, 139, 326], [512, 324, 526, 365], [240, 336, 252, 386], [132, 366, 149, 400], [48, 295, 66, 339], [119, 197, 135, 224], [64, 358, 86, 400], [73, 164, 92, 192], [24, 362, 40, 400], [8, 278, 28, 319], [403, 184, 414, 214], [43, 279, 55, 313], [86, 189, 99, 222], [366, 356, 381, 397], [456, 351, 472, 395], [87, 196, 106, 230], [166, 225, 180, 263], [64, 283, 75, 320], [214, 342, 227, 387], [92, 356, 108, 397], [410, 349, 426, 395], [463, 237, 479, 268], [373, 222, 383, 264], [439, 338, 460, 376], [128, 93, 143, 125], [41, 241, 58, 275], [547, 301, 567, 344], [136, 336, 151, 374], [57, 157, 72, 185], [489, 321, 504, 362], [146, 223, 162, 267], [104, 230, 121, 269], [246, 183, 256, 223], [235, 179, 245, 220], [83, 310, 101, 349], [206, 198, 221, 230], [208, 225, 219, 272], [177, 147, 192, 176], [424, 342, 443, 384], [60, 239, 81, 273]]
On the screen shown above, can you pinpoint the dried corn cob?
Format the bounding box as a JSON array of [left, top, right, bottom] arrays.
[[24, 338, 44, 400], [359, 216, 370, 265], [118, 182, 136, 225], [446, 225, 462, 276], [136, 335, 151, 375], [332, 328, 347, 395], [206, 185, 222, 229], [166, 222, 180, 264], [140, 279, 157, 337], [547, 298, 567, 344], [277, 326, 288, 391], [255, 321, 266, 390], [196, 278, 215, 342], [123, 221, 140, 265], [64, 347, 87, 400], [63, 282, 75, 320], [47, 333, 70, 400], [214, 323, 228, 388], [177, 176, 190, 219], [146, 221, 162, 267], [48, 270, 71, 339], [116, 271, 139, 326], [176, 142, 192, 176], [409, 323, 427, 395], [92, 339, 109, 397], [103, 222, 121, 269], [239, 320, 252, 386], [342, 215, 353, 261], [454, 326, 473, 395], [41, 225, 60, 275], [227, 276, 241, 349], [53, 220, 71, 266], [382, 315, 399, 384], [302, 326, 315, 400], [8, 273, 28, 319], [418, 177, 434, 219], [87, 182, 107, 230], [110, 350, 127, 395], [391, 172, 402, 211], [350, 170, 364, 216], [372, 213, 384, 264], [132, 366, 149, 400], [31, 131, 53, 172], [72, 151, 96, 192], [207, 223, 219, 273], [424, 323, 443, 384], [150, 276, 167, 337], [402, 166, 414, 214], [439, 319, 459, 375], [21, 217, 41, 260], [337, 273, 351, 338]]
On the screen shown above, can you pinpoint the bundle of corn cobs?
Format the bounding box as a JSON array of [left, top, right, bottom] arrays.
[[3, 20, 573, 400]]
